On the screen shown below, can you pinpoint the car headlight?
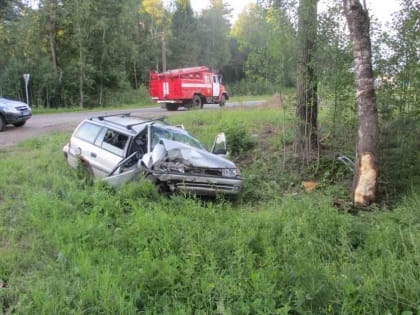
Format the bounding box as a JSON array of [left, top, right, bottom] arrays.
[[222, 168, 240, 177]]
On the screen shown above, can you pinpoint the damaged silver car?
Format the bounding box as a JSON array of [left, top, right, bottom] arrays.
[[63, 113, 242, 195]]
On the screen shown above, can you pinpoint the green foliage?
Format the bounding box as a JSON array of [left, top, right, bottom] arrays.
[[0, 0, 235, 108], [197, 0, 232, 70], [0, 0, 300, 108], [224, 124, 255, 156], [2, 106, 420, 313], [231, 2, 297, 88], [368, 1, 420, 202], [226, 78, 282, 96], [167, 0, 199, 69], [379, 116, 420, 199]]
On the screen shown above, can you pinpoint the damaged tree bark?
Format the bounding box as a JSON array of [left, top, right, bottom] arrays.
[[343, 0, 379, 207]]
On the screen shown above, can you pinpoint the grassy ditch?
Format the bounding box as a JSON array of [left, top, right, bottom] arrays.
[[1, 106, 420, 314]]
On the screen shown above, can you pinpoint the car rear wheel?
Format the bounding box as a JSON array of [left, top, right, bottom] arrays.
[[193, 95, 203, 109], [13, 121, 26, 127], [166, 103, 179, 111], [0, 115, 5, 131]]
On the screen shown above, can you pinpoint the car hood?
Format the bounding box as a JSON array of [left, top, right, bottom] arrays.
[[0, 97, 30, 109], [147, 139, 236, 169]]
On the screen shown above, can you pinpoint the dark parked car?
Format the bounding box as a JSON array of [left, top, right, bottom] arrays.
[[0, 97, 32, 131]]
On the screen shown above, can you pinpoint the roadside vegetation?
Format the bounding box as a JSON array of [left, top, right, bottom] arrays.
[[1, 101, 420, 314], [31, 95, 270, 115], [1, 0, 420, 313]]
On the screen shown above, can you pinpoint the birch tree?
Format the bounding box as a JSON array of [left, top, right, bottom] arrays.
[[343, 0, 379, 206]]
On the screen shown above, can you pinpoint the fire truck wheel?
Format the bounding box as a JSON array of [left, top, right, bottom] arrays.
[[219, 95, 226, 107], [166, 103, 179, 111], [193, 95, 203, 109]]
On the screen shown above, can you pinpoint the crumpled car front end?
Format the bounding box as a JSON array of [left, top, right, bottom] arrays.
[[143, 139, 242, 196]]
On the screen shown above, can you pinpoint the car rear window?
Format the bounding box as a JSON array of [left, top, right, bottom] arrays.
[[75, 122, 102, 143]]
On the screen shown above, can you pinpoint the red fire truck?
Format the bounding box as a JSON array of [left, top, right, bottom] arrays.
[[149, 66, 229, 111]]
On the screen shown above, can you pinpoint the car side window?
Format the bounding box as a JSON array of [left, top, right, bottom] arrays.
[[75, 122, 102, 143], [100, 129, 128, 157]]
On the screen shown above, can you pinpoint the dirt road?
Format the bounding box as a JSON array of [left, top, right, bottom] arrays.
[[0, 101, 263, 148]]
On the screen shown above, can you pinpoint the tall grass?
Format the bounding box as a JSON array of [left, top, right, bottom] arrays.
[[1, 108, 420, 314]]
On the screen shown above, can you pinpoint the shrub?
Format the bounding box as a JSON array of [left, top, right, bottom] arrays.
[[225, 124, 256, 156]]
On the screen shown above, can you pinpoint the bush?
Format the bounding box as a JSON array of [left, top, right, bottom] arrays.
[[225, 124, 256, 156], [379, 116, 420, 200], [103, 84, 150, 106], [226, 78, 281, 96]]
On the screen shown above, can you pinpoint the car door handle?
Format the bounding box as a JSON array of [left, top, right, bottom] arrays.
[[91, 152, 97, 158]]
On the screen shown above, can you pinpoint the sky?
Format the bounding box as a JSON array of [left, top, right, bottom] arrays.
[[190, 0, 401, 25]]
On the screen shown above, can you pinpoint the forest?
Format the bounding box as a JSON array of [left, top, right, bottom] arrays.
[[2, 0, 322, 108], [0, 0, 417, 112]]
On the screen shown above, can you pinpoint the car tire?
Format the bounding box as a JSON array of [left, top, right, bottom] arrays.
[[166, 103, 179, 111], [0, 115, 5, 131], [13, 121, 26, 127], [219, 95, 226, 107], [193, 95, 202, 109]]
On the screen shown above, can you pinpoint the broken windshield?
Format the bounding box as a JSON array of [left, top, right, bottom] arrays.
[[151, 126, 204, 150]]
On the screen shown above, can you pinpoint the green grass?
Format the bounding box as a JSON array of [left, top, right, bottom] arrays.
[[1, 107, 420, 314]]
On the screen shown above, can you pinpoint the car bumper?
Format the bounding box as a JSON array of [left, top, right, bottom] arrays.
[[5, 111, 32, 124], [151, 172, 242, 196]]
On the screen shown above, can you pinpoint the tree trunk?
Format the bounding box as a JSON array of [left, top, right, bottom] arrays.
[[343, 0, 379, 207], [78, 33, 84, 108], [133, 61, 138, 89], [99, 27, 106, 107], [47, 0, 57, 74], [76, 0, 84, 108], [295, 0, 318, 165]]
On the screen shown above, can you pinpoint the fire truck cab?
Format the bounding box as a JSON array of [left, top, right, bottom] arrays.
[[149, 66, 229, 111]]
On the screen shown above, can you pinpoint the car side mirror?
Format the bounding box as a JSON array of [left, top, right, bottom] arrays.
[[211, 132, 227, 155]]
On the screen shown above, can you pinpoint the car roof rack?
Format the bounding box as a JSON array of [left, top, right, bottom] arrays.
[[90, 112, 131, 121], [89, 113, 169, 131], [126, 116, 169, 130]]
